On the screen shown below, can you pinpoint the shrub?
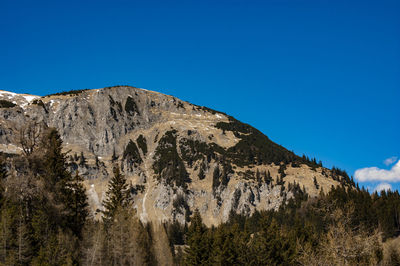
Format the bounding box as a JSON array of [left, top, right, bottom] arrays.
[[0, 99, 16, 108]]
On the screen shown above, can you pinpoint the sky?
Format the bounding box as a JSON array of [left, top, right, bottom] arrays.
[[1, 0, 399, 192]]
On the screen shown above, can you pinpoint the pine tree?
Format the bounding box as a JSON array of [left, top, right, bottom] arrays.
[[264, 170, 272, 185], [212, 166, 220, 192], [0, 158, 7, 205], [65, 172, 89, 238], [278, 164, 286, 178], [79, 151, 87, 167], [250, 218, 295, 265], [0, 159, 6, 180], [211, 225, 240, 265], [111, 148, 118, 163], [42, 128, 71, 191], [198, 166, 205, 180], [313, 176, 320, 190], [256, 169, 262, 186], [184, 210, 211, 265], [102, 166, 131, 224]]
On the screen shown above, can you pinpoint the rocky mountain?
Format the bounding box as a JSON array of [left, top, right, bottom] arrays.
[[0, 86, 352, 226]]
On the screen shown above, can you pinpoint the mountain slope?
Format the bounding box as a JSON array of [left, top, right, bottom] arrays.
[[0, 86, 352, 226]]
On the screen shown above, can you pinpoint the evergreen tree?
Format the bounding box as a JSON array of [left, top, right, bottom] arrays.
[[256, 169, 262, 186], [264, 170, 272, 185], [102, 166, 131, 224], [250, 218, 295, 265], [0, 159, 6, 180], [0, 158, 6, 206], [212, 166, 220, 192], [313, 176, 320, 190], [42, 128, 71, 191], [79, 151, 87, 167], [211, 224, 240, 265], [184, 210, 211, 265], [198, 167, 205, 180], [278, 164, 286, 178], [111, 148, 118, 163], [41, 128, 88, 237], [65, 172, 89, 238]]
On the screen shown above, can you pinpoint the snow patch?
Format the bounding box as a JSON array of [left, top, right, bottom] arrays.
[[0, 90, 39, 109], [22, 95, 38, 102], [0, 90, 18, 97]]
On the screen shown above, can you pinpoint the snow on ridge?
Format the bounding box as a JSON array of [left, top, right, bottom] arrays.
[[0, 90, 40, 109], [0, 90, 18, 98], [22, 95, 38, 102], [0, 90, 39, 98], [0, 90, 39, 101]]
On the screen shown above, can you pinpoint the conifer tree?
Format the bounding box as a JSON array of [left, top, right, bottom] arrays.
[[102, 166, 131, 223], [0, 159, 6, 180], [250, 218, 295, 265], [41, 129, 88, 236], [211, 225, 240, 265], [212, 166, 220, 191], [111, 148, 118, 163], [65, 172, 89, 237], [184, 210, 211, 265], [79, 151, 87, 167], [313, 176, 320, 190], [264, 170, 272, 185], [42, 128, 71, 191], [0, 159, 6, 205], [256, 169, 262, 186]]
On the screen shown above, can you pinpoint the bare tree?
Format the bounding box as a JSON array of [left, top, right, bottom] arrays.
[[297, 207, 383, 266], [15, 121, 43, 156]]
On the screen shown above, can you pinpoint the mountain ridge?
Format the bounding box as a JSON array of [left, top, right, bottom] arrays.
[[0, 85, 352, 226]]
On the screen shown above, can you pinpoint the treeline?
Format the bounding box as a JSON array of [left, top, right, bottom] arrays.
[[176, 185, 400, 265], [44, 89, 90, 97], [0, 127, 154, 265], [1, 127, 400, 265]]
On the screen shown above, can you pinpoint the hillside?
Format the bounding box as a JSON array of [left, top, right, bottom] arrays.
[[0, 86, 352, 226], [2, 86, 400, 265]]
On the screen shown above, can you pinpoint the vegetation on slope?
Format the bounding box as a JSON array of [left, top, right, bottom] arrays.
[[171, 185, 400, 265], [1, 127, 400, 265], [123, 140, 142, 165], [137, 134, 148, 155], [153, 130, 191, 189], [0, 99, 16, 108], [125, 96, 140, 116], [215, 117, 354, 187], [44, 89, 90, 97]]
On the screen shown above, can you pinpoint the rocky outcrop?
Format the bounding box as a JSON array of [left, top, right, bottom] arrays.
[[0, 86, 351, 226]]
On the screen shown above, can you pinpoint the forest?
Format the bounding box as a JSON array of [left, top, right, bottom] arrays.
[[1, 127, 400, 265]]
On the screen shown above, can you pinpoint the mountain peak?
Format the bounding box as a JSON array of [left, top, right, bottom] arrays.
[[0, 86, 352, 225]]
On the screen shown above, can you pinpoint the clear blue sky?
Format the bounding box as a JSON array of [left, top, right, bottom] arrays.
[[1, 0, 399, 191]]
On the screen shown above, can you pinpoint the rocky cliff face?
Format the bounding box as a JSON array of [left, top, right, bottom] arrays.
[[0, 86, 351, 226]]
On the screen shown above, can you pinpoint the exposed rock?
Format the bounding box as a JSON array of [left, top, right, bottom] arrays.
[[0, 86, 351, 226]]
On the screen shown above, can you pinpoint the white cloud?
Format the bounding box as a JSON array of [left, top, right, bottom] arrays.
[[355, 160, 400, 182], [374, 183, 392, 193], [384, 156, 398, 166]]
